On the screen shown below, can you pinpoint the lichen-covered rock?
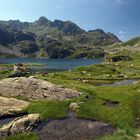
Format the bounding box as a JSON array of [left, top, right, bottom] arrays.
[[0, 114, 40, 137], [69, 102, 79, 111], [0, 77, 82, 100], [0, 96, 29, 118]]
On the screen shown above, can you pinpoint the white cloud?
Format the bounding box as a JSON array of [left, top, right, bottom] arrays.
[[118, 30, 127, 41], [119, 30, 127, 34]]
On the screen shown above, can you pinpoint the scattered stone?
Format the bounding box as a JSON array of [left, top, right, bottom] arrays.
[[0, 96, 29, 118], [0, 77, 82, 100], [82, 71, 87, 74], [133, 81, 138, 85], [136, 134, 140, 140], [124, 75, 128, 78], [130, 64, 134, 67], [87, 73, 91, 76], [106, 74, 110, 77], [29, 76, 36, 79], [82, 80, 89, 83], [0, 114, 40, 137], [69, 103, 79, 111]]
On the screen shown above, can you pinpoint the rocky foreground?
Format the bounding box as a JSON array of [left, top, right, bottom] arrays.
[[0, 76, 82, 100], [0, 76, 118, 139], [0, 96, 41, 138], [0, 114, 40, 137], [0, 76, 84, 138], [0, 96, 29, 118]]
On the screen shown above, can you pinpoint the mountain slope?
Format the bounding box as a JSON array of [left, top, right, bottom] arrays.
[[0, 17, 120, 58]]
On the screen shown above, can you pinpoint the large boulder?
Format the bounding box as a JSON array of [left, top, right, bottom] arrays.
[[0, 77, 82, 100], [0, 96, 29, 118], [0, 114, 40, 137]]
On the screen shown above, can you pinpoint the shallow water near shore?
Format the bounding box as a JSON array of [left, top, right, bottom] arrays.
[[96, 79, 137, 86], [35, 112, 114, 140], [0, 117, 15, 126], [0, 58, 103, 72]]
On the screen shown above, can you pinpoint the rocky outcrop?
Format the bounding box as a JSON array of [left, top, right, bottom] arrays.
[[105, 54, 132, 63], [9, 63, 30, 77], [0, 96, 29, 118], [0, 77, 82, 100], [0, 114, 40, 137]]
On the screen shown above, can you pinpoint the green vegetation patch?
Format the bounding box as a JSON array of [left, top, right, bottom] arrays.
[[0, 70, 11, 80], [25, 100, 70, 120], [123, 37, 140, 46]]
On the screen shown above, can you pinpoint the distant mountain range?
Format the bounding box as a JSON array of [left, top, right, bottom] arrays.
[[0, 16, 120, 58]]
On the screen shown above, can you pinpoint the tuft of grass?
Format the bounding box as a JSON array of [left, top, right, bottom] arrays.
[[25, 100, 70, 120], [0, 70, 11, 80]]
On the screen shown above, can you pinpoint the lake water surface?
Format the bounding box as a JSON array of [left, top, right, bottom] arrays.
[[0, 58, 103, 72]]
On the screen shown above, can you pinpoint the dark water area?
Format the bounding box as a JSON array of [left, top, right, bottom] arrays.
[[99, 79, 136, 86], [0, 58, 103, 72], [35, 112, 114, 140], [0, 117, 15, 126]]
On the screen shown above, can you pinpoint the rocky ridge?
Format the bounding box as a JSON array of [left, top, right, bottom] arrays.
[[0, 17, 120, 58]]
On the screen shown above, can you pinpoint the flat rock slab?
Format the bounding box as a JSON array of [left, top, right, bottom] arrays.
[[36, 112, 114, 140], [0, 77, 82, 100], [0, 96, 29, 118], [0, 114, 40, 137]]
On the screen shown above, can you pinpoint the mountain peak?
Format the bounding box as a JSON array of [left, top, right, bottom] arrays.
[[35, 16, 50, 26], [88, 29, 105, 34]]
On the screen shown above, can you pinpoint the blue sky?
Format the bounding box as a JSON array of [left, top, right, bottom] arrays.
[[0, 0, 140, 41]]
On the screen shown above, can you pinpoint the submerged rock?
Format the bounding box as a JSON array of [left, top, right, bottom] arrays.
[[0, 96, 29, 118], [0, 77, 82, 100], [0, 114, 40, 137]]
